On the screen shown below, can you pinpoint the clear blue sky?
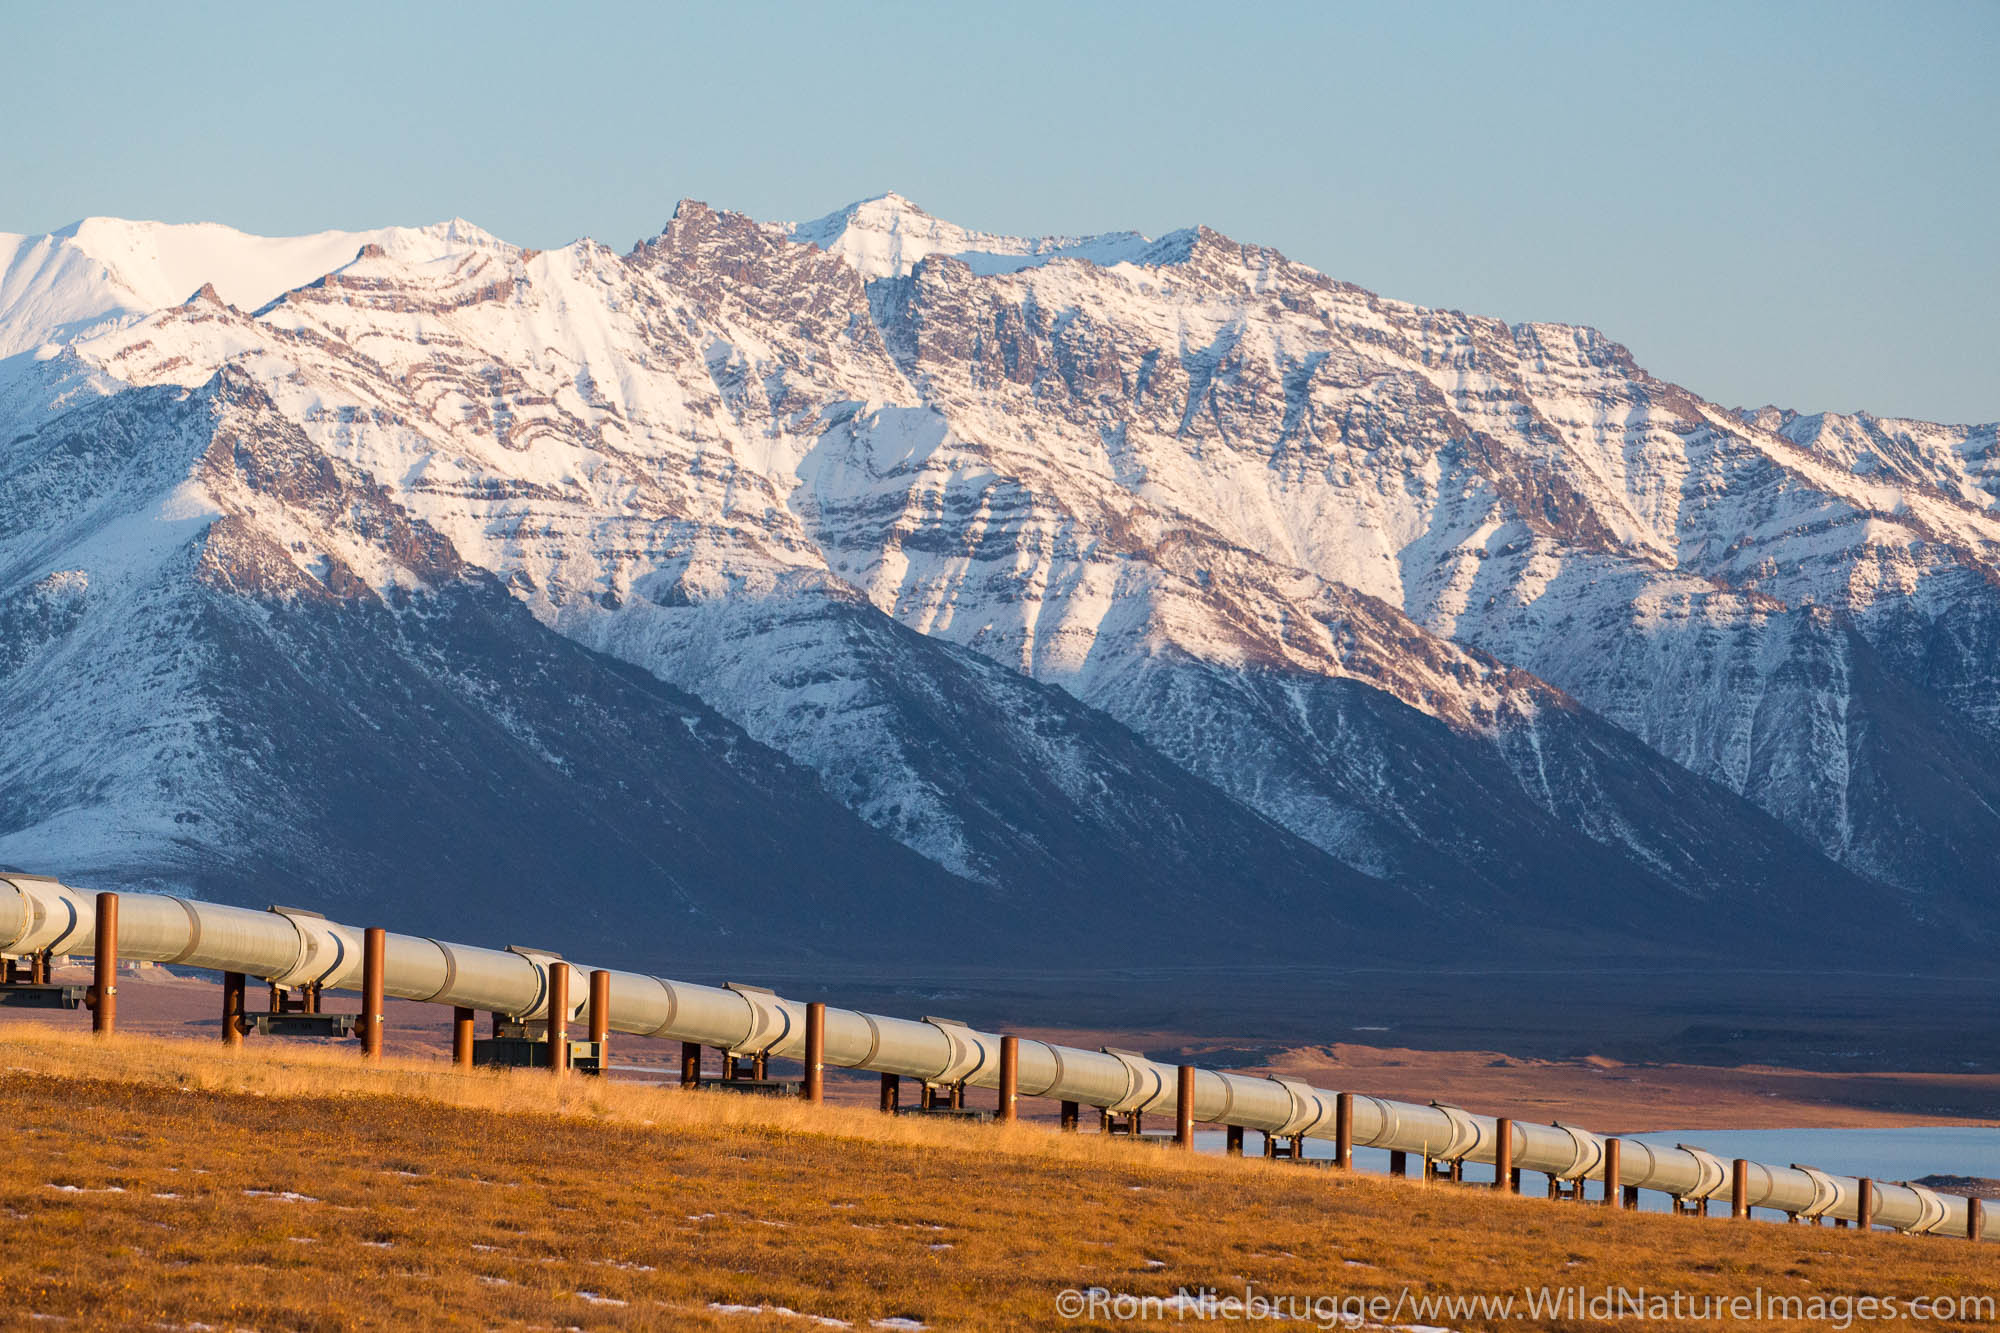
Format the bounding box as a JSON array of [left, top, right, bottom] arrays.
[[7, 1, 1994, 422]]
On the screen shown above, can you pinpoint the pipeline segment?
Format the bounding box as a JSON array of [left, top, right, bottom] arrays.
[[1, 875, 1987, 1240]]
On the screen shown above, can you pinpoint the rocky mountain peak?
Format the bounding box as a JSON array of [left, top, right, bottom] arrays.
[[1, 194, 1994, 962]]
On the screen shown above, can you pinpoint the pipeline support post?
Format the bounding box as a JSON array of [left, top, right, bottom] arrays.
[[1334, 1091, 1353, 1169], [680, 1041, 700, 1087], [1494, 1118, 1514, 1193], [588, 969, 611, 1073], [1059, 1099, 1079, 1132], [1389, 1149, 1408, 1178], [996, 1034, 1017, 1122], [452, 1007, 475, 1069], [1174, 1065, 1194, 1148], [1622, 1184, 1639, 1210], [803, 1001, 826, 1105], [1731, 1158, 1749, 1220], [1603, 1138, 1621, 1207], [1225, 1125, 1244, 1156], [1968, 1197, 1984, 1242], [879, 1072, 899, 1113], [89, 891, 118, 1035], [546, 962, 570, 1077], [221, 971, 246, 1048], [360, 927, 386, 1061], [1857, 1178, 1875, 1230]]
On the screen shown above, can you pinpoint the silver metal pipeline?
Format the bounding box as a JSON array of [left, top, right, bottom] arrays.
[[1, 875, 1987, 1240]]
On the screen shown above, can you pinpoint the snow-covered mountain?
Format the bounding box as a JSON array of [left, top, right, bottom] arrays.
[[0, 196, 1986, 961]]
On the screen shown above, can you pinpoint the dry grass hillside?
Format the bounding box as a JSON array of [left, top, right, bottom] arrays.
[[0, 1026, 1992, 1331]]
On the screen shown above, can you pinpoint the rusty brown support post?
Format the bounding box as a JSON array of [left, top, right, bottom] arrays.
[[1494, 1118, 1514, 1192], [1059, 1099, 1078, 1131], [1968, 1197, 1984, 1242], [453, 1007, 475, 1068], [1225, 1124, 1244, 1156], [221, 971, 246, 1048], [753, 1051, 769, 1081], [546, 962, 570, 1077], [1389, 1149, 1407, 1178], [1731, 1158, 1749, 1220], [1622, 1184, 1639, 1210], [880, 1072, 900, 1113], [360, 927, 386, 1061], [1175, 1065, 1195, 1148], [996, 1034, 1018, 1122], [89, 892, 118, 1035], [949, 1082, 964, 1111], [587, 969, 611, 1074], [802, 1002, 826, 1104], [1857, 1178, 1875, 1230], [681, 1041, 701, 1087], [1334, 1092, 1353, 1169], [1602, 1138, 1621, 1206]]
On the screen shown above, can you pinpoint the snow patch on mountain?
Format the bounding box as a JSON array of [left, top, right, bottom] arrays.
[[787, 193, 1152, 280], [0, 217, 508, 360]]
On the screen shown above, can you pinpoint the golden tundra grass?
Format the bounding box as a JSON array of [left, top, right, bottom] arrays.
[[0, 1026, 1991, 1331]]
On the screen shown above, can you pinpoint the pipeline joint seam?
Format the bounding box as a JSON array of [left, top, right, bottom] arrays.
[[643, 976, 681, 1040], [856, 1013, 885, 1069], [1022, 1040, 1065, 1098], [1264, 1075, 1328, 1139], [1102, 1047, 1165, 1114], [1427, 1102, 1486, 1163], [1551, 1121, 1605, 1180], [1790, 1164, 1841, 1220], [726, 983, 789, 1058], [419, 939, 461, 1004], [1355, 1094, 1400, 1149], [924, 1017, 986, 1089], [161, 898, 205, 966], [504, 946, 561, 1021], [1899, 1182, 1950, 1234], [1675, 1144, 1730, 1201], [266, 908, 348, 991]]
